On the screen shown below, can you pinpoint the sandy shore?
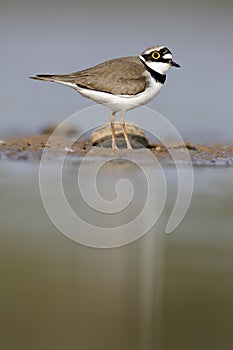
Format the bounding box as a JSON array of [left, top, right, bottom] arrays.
[[0, 134, 233, 166]]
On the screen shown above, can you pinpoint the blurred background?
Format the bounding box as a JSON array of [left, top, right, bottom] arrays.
[[1, 0, 233, 143]]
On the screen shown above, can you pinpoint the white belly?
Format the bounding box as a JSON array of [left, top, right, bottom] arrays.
[[75, 78, 163, 113]]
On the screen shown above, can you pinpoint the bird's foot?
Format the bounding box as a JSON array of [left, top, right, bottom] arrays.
[[126, 141, 132, 150], [112, 140, 119, 150]]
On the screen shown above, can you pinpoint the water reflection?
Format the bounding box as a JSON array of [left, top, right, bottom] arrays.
[[0, 162, 233, 349]]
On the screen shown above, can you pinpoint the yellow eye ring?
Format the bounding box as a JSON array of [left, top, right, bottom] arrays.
[[152, 51, 160, 60]]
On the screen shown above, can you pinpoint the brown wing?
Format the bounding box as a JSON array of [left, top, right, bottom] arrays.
[[31, 56, 147, 95]]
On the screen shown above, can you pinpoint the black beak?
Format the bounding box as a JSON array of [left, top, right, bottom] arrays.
[[171, 60, 180, 68]]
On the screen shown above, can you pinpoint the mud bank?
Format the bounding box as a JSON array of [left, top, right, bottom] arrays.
[[0, 135, 233, 166]]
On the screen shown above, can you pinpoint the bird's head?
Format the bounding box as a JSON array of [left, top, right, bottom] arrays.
[[139, 46, 180, 75]]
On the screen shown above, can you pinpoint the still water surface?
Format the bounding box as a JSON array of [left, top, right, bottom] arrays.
[[0, 161, 233, 349]]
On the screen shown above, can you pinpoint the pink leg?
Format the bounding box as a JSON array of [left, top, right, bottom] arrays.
[[119, 112, 132, 149], [110, 112, 118, 149]]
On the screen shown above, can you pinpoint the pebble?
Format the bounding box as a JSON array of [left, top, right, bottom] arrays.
[[64, 147, 74, 153], [91, 122, 149, 149]]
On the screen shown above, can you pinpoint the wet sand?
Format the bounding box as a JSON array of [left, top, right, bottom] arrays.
[[0, 134, 233, 166]]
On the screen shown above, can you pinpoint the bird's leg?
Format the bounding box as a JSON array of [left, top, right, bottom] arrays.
[[110, 112, 118, 149], [119, 112, 132, 149]]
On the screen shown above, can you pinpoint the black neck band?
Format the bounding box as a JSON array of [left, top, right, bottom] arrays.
[[141, 60, 166, 84]]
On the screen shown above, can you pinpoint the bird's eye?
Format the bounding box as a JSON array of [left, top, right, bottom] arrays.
[[152, 51, 160, 60]]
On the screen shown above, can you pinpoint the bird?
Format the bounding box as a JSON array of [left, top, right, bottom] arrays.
[[30, 46, 180, 149]]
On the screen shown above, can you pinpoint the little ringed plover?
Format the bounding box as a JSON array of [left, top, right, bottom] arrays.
[[31, 46, 180, 149]]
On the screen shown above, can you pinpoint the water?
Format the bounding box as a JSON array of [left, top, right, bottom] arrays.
[[0, 161, 233, 349]]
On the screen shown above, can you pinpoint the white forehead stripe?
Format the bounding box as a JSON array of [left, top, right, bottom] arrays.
[[163, 53, 172, 59], [142, 46, 164, 55]]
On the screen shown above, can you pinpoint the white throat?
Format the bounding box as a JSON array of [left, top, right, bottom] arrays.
[[139, 55, 171, 75]]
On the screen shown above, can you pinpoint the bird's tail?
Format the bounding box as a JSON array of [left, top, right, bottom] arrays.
[[30, 74, 59, 82], [29, 74, 77, 90]]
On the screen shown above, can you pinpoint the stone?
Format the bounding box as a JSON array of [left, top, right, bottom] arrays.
[[91, 122, 149, 148]]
